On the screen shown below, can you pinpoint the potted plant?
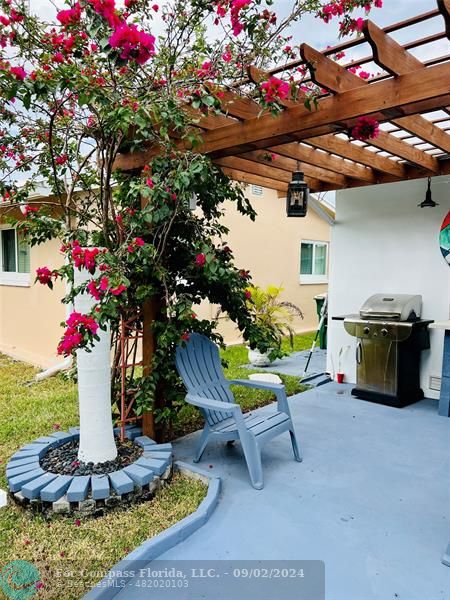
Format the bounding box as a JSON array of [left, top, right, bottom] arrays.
[[246, 285, 304, 367]]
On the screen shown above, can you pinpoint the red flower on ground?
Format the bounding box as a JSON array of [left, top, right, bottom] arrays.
[[74, 518, 81, 526], [109, 23, 155, 65], [351, 116, 379, 141], [195, 253, 206, 267]]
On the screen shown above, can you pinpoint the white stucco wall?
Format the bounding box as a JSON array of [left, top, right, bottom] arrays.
[[327, 175, 450, 400]]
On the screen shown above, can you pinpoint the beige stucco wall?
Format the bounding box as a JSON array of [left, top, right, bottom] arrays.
[[0, 185, 330, 367], [0, 237, 66, 368], [196, 185, 331, 344]]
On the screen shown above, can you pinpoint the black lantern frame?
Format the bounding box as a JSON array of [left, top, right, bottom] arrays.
[[286, 170, 309, 217]]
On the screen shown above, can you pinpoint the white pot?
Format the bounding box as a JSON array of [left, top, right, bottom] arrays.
[[74, 257, 118, 464], [248, 348, 272, 367]]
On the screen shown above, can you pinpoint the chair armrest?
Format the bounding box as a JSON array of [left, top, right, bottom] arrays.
[[228, 379, 291, 416], [228, 379, 285, 392], [186, 394, 241, 414]]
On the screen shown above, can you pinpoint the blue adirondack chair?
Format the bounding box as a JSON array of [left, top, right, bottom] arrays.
[[175, 333, 302, 489]]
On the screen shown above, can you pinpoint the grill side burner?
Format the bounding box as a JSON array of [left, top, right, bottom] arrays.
[[342, 294, 432, 408]]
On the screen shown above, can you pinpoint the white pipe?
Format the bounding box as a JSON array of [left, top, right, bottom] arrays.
[[35, 357, 72, 382], [74, 260, 117, 463]]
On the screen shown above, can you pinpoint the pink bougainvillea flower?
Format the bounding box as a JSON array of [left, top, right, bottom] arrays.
[[222, 50, 232, 62], [36, 266, 57, 286], [53, 423, 61, 430], [351, 116, 379, 141], [109, 23, 155, 65], [0, 15, 10, 26], [21, 204, 38, 216], [244, 289, 252, 299], [110, 284, 127, 296], [87, 280, 101, 301], [195, 253, 206, 267], [57, 3, 81, 26], [358, 70, 371, 80], [55, 153, 68, 165], [151, 4, 159, 11], [87, 0, 122, 29], [35, 581, 44, 590], [10, 66, 27, 80], [146, 178, 154, 188], [9, 9, 24, 23], [74, 519, 81, 526], [134, 237, 145, 247], [260, 76, 290, 103], [99, 276, 109, 291]]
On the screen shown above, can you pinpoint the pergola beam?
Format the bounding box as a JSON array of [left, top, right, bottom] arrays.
[[214, 156, 326, 190], [114, 61, 450, 171], [363, 20, 450, 154], [188, 62, 450, 156], [269, 142, 377, 183], [300, 42, 440, 171], [306, 135, 407, 178], [437, 0, 450, 37], [233, 150, 349, 187]]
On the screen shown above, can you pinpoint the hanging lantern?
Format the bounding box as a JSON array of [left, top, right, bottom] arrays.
[[286, 170, 309, 217], [418, 177, 439, 208]]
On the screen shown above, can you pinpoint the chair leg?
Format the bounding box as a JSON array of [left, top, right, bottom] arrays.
[[290, 429, 302, 462], [194, 427, 210, 463], [240, 433, 264, 490]]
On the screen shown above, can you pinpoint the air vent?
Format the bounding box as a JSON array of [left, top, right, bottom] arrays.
[[251, 184, 263, 196], [429, 376, 441, 392]]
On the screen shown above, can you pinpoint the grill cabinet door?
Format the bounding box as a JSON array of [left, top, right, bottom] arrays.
[[357, 339, 397, 396]]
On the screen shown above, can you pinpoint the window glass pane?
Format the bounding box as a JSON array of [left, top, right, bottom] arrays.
[[314, 243, 327, 275], [17, 231, 30, 273], [2, 229, 16, 272], [300, 243, 313, 275]]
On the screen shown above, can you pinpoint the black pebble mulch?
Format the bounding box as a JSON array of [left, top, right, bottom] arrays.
[[40, 439, 143, 476]]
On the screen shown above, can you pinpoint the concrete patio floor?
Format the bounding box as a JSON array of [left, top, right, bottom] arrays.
[[117, 383, 450, 600]]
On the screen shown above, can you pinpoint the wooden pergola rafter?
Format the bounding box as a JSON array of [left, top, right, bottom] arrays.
[[115, 0, 450, 196]]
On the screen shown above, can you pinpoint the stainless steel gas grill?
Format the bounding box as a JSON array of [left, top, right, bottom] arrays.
[[342, 294, 432, 408]]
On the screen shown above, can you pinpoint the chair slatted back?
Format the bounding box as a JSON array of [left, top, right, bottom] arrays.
[[175, 333, 234, 426]]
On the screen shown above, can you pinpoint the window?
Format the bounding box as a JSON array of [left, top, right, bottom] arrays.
[[300, 240, 328, 284], [0, 228, 30, 286], [251, 184, 263, 196]]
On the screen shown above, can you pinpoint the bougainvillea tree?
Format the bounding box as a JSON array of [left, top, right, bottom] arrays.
[[0, 0, 383, 442]]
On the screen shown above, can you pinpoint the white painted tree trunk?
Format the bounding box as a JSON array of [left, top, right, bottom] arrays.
[[74, 262, 117, 463]]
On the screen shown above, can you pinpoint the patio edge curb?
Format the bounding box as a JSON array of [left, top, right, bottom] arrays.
[[83, 461, 221, 600]]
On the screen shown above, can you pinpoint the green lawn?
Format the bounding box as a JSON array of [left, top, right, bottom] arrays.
[[0, 355, 206, 600], [174, 332, 314, 437]]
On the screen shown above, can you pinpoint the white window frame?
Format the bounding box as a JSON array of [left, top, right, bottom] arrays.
[[0, 226, 31, 287], [299, 239, 329, 285]]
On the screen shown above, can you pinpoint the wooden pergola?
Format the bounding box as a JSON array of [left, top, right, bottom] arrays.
[[115, 0, 450, 198], [115, 1, 450, 438]]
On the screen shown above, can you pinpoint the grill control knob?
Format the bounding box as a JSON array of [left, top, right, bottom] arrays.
[[363, 327, 370, 335], [381, 328, 388, 337]]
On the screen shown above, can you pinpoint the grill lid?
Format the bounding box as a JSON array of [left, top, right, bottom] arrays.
[[359, 294, 422, 321]]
